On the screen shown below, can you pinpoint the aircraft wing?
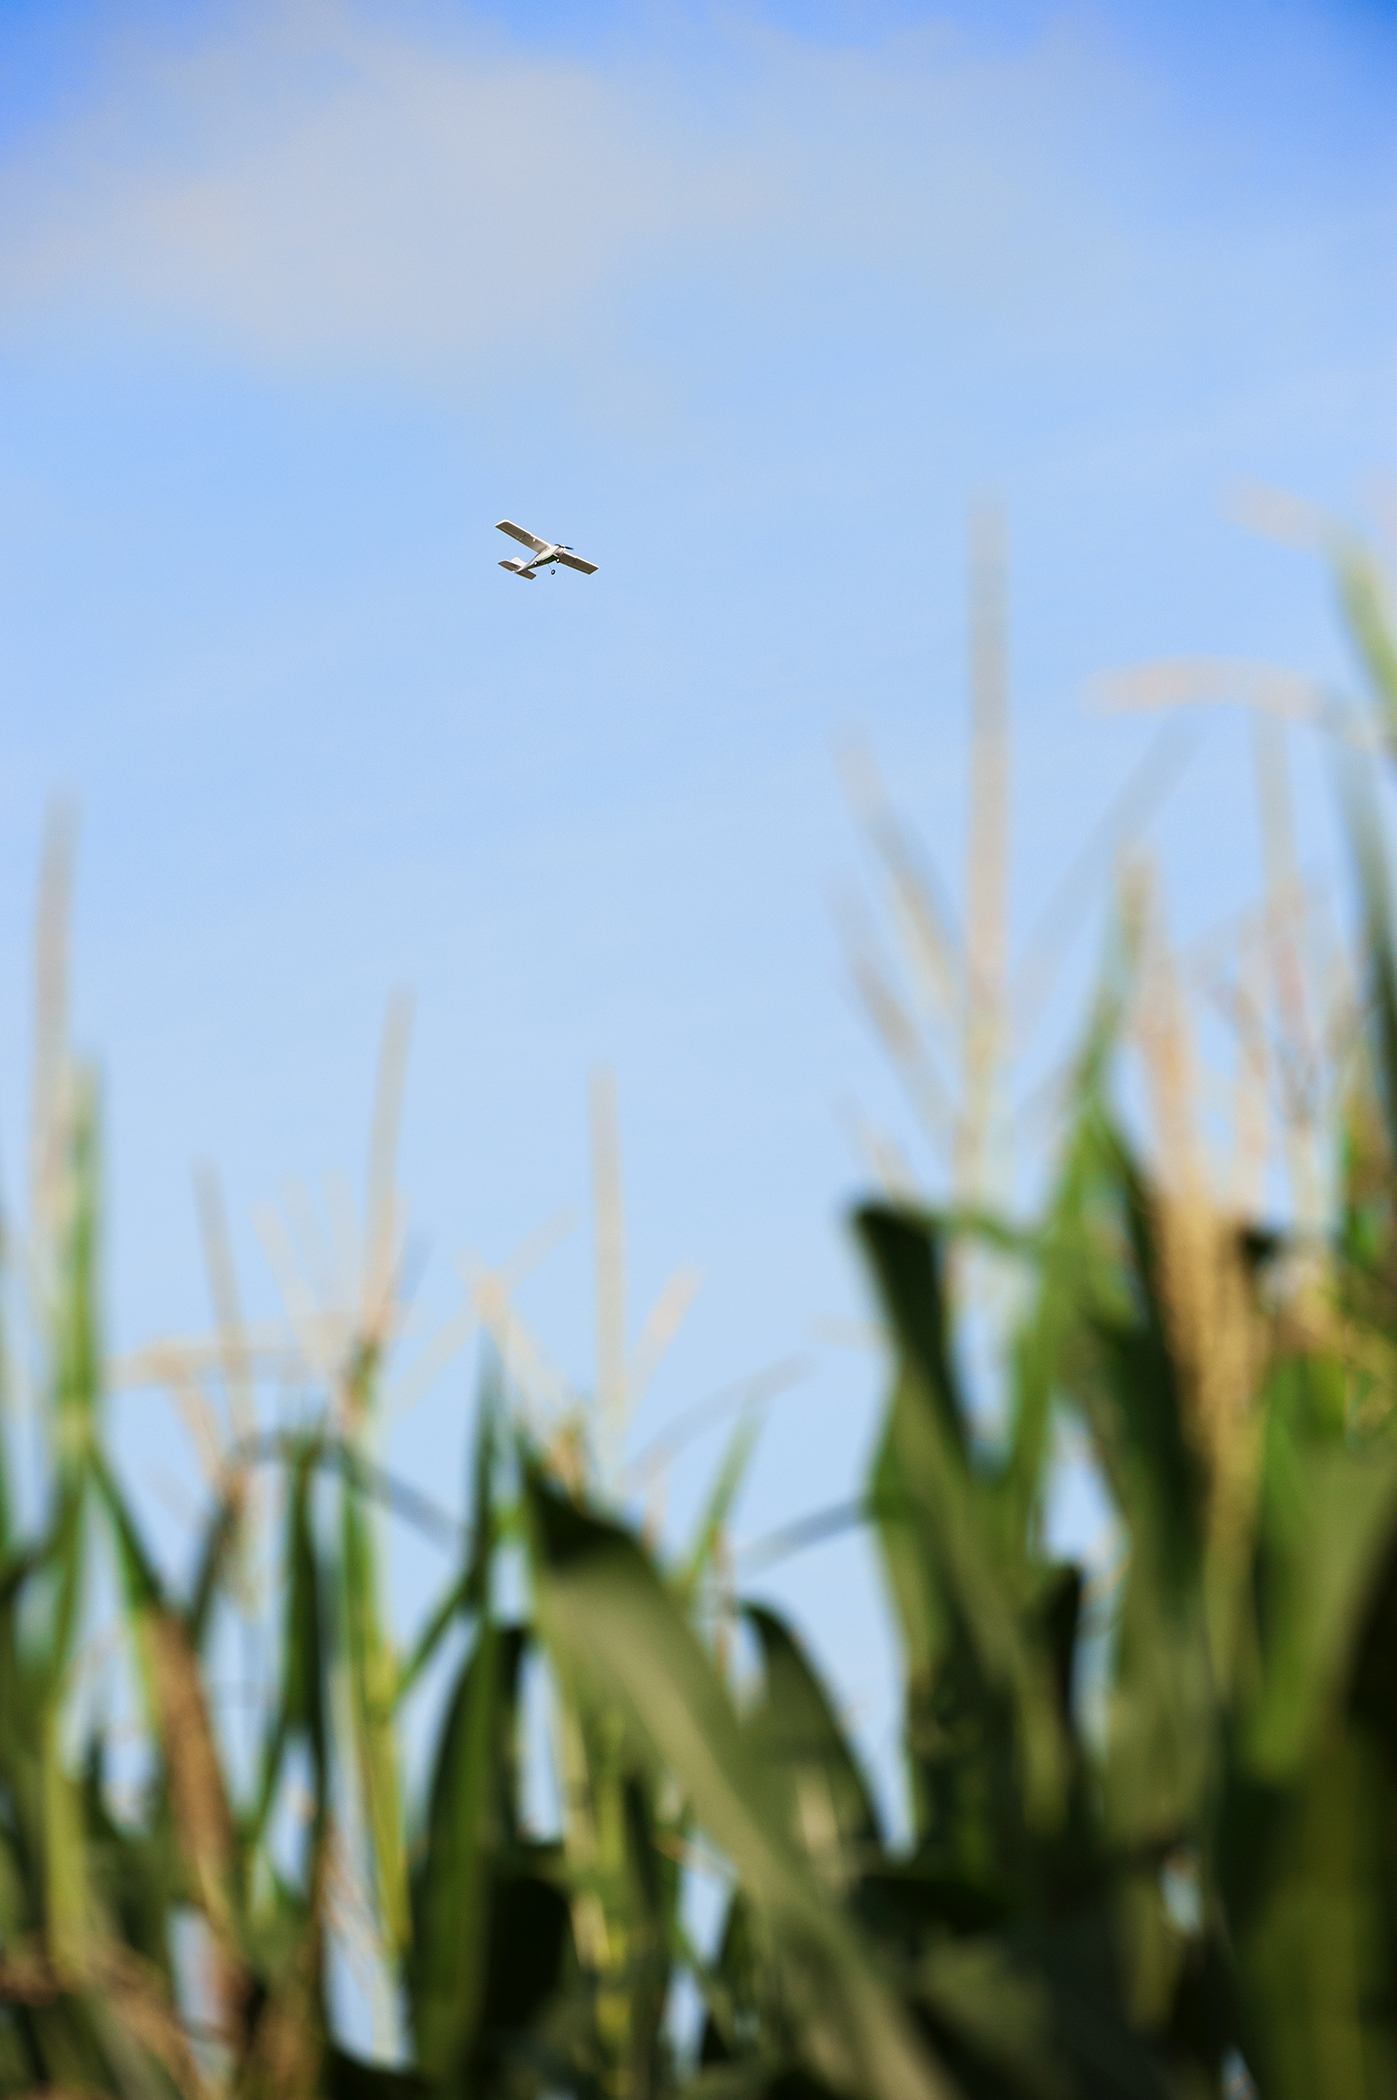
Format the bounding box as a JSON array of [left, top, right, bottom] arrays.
[[555, 551, 598, 574], [497, 519, 548, 553]]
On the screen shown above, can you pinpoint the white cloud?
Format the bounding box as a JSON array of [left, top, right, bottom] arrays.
[[0, 1, 1145, 379]]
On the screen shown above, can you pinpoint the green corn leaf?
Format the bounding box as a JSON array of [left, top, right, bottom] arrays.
[[40, 1701, 88, 1982], [287, 1445, 330, 1832], [0, 1528, 56, 1721], [407, 1620, 506, 2081], [915, 1936, 1067, 2100], [29, 1069, 106, 1725], [92, 1455, 244, 2021], [742, 1603, 882, 1865], [523, 1461, 956, 2100], [239, 1462, 333, 2100], [856, 1205, 969, 1460], [43, 1476, 88, 1714], [0, 1325, 13, 1578], [90, 1449, 163, 1730], [465, 1360, 500, 1616], [252, 1444, 329, 1855], [342, 1481, 410, 1957], [999, 1089, 1120, 1563], [80, 1738, 174, 1979], [677, 1409, 764, 1603], [392, 1569, 468, 1715], [857, 1206, 1071, 1849], [1042, 1118, 1219, 1871], [50, 1069, 103, 1480], [406, 1386, 509, 2082], [394, 1367, 499, 1710], [1247, 1419, 1397, 1781], [1221, 1732, 1397, 2100], [184, 1486, 243, 1655], [0, 1760, 35, 1941], [997, 889, 1141, 1568], [695, 1889, 760, 2068], [0, 1531, 51, 1984], [1339, 744, 1397, 1180], [395, 1374, 499, 1721], [473, 1849, 571, 2059]]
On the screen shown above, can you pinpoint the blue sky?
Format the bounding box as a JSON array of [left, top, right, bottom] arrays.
[[0, 0, 1394, 1819]]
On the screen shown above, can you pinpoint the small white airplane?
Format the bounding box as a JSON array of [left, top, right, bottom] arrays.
[[496, 520, 598, 580]]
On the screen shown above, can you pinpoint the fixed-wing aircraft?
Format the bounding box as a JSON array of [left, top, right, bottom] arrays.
[[496, 520, 599, 580]]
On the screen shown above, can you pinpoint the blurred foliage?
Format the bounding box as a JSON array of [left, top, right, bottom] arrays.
[[3, 533, 1397, 2098]]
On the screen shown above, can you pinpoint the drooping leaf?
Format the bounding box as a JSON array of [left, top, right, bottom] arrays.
[[742, 1603, 881, 1865], [524, 1462, 955, 2100]]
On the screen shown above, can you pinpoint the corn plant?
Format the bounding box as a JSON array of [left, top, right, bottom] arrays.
[[2, 522, 1397, 2098]]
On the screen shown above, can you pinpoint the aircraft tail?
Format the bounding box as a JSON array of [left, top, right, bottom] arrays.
[[499, 559, 536, 578]]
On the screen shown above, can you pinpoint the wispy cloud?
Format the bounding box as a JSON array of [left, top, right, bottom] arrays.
[[0, 1, 1146, 381]]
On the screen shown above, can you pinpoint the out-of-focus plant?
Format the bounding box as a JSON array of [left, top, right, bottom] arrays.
[[0, 916, 757, 2100], [2, 518, 1397, 2100]]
